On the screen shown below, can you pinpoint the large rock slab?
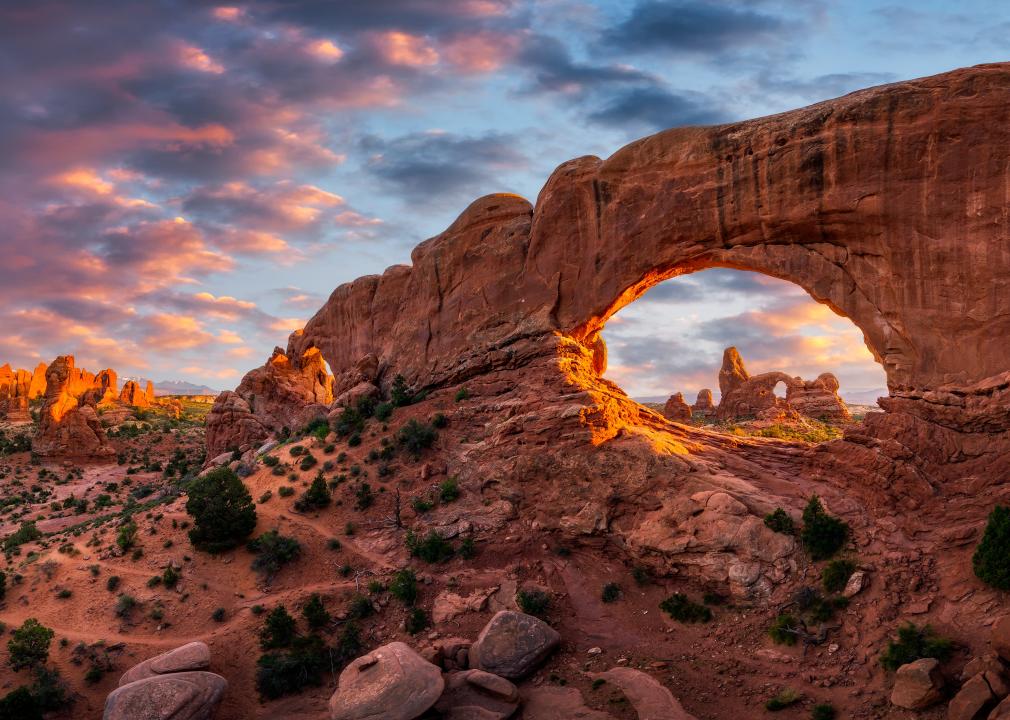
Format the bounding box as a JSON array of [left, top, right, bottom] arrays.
[[947, 672, 998, 720], [119, 642, 211, 686], [589, 667, 697, 720], [890, 658, 944, 710], [521, 686, 613, 720], [434, 669, 520, 719], [103, 671, 226, 720], [470, 611, 560, 680], [329, 641, 444, 720]]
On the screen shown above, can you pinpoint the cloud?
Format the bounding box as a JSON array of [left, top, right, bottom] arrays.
[[360, 130, 527, 201], [587, 85, 728, 131], [601, 1, 793, 56]]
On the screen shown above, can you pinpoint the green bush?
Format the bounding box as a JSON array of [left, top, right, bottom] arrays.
[[262, 455, 280, 467], [659, 594, 711, 623], [601, 583, 621, 603], [347, 595, 373, 621], [765, 688, 801, 711], [116, 519, 138, 552], [764, 508, 795, 535], [185, 467, 257, 553], [397, 420, 437, 458], [801, 496, 848, 560], [973, 505, 1010, 589], [354, 483, 373, 511], [822, 559, 856, 593], [454, 387, 469, 402], [294, 473, 331, 512], [439, 477, 460, 503], [769, 614, 799, 646], [278, 486, 294, 498], [256, 634, 328, 700], [389, 569, 418, 606], [405, 608, 430, 634], [516, 589, 551, 619], [8, 619, 53, 671], [812, 704, 836, 720], [459, 537, 476, 560], [431, 412, 448, 429], [211, 607, 225, 622], [406, 530, 454, 563], [390, 375, 413, 407], [302, 594, 330, 630], [0, 686, 42, 720], [335, 407, 364, 437], [260, 606, 297, 649], [162, 565, 180, 589], [115, 594, 137, 618], [4, 522, 41, 551], [249, 531, 301, 581], [880, 623, 953, 671], [374, 402, 394, 421]]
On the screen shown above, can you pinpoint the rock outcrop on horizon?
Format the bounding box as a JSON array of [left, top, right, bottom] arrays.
[[119, 379, 150, 408], [662, 392, 692, 422], [33, 355, 115, 459], [714, 347, 850, 423], [691, 389, 715, 418], [0, 362, 46, 421]]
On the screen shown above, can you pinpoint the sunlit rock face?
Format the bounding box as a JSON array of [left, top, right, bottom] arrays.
[[211, 64, 1010, 598], [33, 355, 115, 459]]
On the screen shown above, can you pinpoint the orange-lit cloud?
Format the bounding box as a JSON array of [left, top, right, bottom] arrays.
[[443, 33, 520, 72], [375, 32, 440, 66], [307, 39, 344, 62]]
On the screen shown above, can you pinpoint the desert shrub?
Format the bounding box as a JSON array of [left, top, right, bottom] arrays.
[[374, 402, 394, 421], [801, 496, 848, 560], [812, 704, 836, 720], [659, 594, 711, 623], [454, 387, 469, 402], [354, 483, 373, 511], [294, 474, 331, 512], [256, 634, 328, 700], [431, 413, 448, 429], [765, 688, 801, 711], [390, 375, 413, 407], [249, 531, 301, 581], [298, 455, 317, 472], [769, 614, 799, 646], [115, 519, 139, 552], [0, 570, 6, 600], [8, 618, 54, 670], [162, 565, 180, 589], [973, 505, 1010, 589], [26, 666, 69, 713], [355, 395, 377, 419], [459, 537, 476, 560], [880, 623, 953, 671], [278, 486, 295, 498], [334, 407, 364, 437], [302, 594, 330, 630], [306, 418, 329, 441], [84, 665, 104, 684], [405, 608, 430, 634], [55, 589, 72, 600], [516, 589, 551, 619], [406, 530, 454, 563], [211, 607, 225, 622], [397, 420, 437, 458], [262, 455, 280, 467], [4, 521, 41, 551], [794, 586, 846, 623], [289, 445, 305, 456], [115, 594, 137, 618], [0, 686, 42, 720], [389, 569, 418, 606], [439, 477, 460, 503], [764, 508, 795, 535], [259, 491, 273, 504], [185, 467, 257, 553], [601, 583, 621, 603], [327, 538, 341, 551], [105, 576, 120, 592], [260, 606, 297, 649], [411, 496, 433, 513], [822, 559, 856, 593], [632, 566, 651, 585], [347, 595, 373, 621]]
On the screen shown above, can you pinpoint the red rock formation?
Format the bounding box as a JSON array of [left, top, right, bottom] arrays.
[[81, 369, 118, 406], [786, 373, 851, 423], [33, 356, 114, 458], [692, 389, 715, 417], [120, 380, 150, 408], [0, 362, 49, 421], [211, 64, 1010, 598], [662, 392, 692, 422], [145, 381, 155, 404], [205, 345, 333, 456]]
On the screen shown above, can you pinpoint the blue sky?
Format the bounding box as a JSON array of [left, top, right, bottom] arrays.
[[0, 1, 1006, 396]]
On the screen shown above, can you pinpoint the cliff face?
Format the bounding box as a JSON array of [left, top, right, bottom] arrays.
[[32, 355, 115, 459]]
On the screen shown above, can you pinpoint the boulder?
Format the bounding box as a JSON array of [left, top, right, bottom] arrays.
[[470, 611, 560, 679], [662, 393, 692, 422], [103, 671, 226, 720], [948, 672, 997, 720], [991, 695, 1010, 719], [994, 616, 1010, 663], [891, 658, 944, 710], [118, 642, 211, 686], [588, 667, 697, 720], [842, 570, 867, 598], [521, 686, 613, 720], [329, 642, 444, 720], [433, 669, 520, 719], [691, 389, 715, 417]]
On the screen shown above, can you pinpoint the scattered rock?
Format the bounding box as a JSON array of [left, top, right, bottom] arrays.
[[329, 642, 444, 720], [891, 658, 944, 710], [433, 669, 520, 720], [842, 570, 867, 598], [947, 672, 996, 720], [470, 611, 560, 680], [993, 616, 1010, 662]]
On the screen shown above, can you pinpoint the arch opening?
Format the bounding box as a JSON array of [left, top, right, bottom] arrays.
[[599, 268, 888, 437]]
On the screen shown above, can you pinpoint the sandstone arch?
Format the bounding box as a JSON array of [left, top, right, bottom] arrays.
[[279, 64, 1010, 441]]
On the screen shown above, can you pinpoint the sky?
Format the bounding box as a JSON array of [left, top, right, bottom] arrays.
[[1, 1, 1007, 395]]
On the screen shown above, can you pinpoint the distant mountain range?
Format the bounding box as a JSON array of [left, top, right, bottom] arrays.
[[142, 379, 220, 397], [634, 388, 886, 407]]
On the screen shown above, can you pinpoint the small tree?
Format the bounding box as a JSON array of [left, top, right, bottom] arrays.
[[390, 375, 413, 407], [294, 473, 331, 512], [397, 420, 437, 458], [800, 496, 848, 560], [764, 508, 795, 535], [880, 623, 952, 671], [186, 467, 257, 553], [301, 594, 330, 630], [260, 606, 297, 649], [389, 568, 418, 606], [249, 531, 301, 582], [973, 505, 1010, 589], [8, 619, 54, 671]]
